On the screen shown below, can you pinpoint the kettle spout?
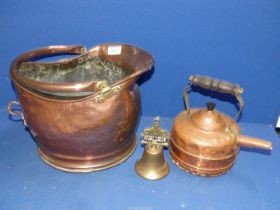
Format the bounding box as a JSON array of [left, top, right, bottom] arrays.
[[237, 135, 272, 150]]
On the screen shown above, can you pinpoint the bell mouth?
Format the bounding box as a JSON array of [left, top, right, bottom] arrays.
[[10, 43, 154, 99]]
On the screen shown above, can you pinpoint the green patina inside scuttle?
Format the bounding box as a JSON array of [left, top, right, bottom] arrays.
[[18, 56, 130, 98]]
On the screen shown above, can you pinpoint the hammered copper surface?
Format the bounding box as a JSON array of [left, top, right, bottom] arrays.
[[10, 43, 154, 172]]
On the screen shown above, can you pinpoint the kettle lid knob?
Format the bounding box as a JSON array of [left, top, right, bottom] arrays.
[[206, 102, 216, 111]]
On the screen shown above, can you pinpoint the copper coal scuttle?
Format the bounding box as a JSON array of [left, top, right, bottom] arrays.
[[170, 75, 272, 176], [8, 43, 154, 172]]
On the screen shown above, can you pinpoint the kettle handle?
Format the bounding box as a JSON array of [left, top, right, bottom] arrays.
[[184, 75, 244, 123]]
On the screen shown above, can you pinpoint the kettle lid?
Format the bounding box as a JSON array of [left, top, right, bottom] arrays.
[[190, 102, 227, 132]]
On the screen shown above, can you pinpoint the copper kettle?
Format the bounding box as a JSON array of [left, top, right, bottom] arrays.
[[170, 75, 272, 176]]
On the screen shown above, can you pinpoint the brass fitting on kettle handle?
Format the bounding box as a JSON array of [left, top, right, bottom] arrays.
[[189, 75, 243, 96]]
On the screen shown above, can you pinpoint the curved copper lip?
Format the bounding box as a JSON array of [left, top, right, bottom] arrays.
[[10, 43, 154, 94]]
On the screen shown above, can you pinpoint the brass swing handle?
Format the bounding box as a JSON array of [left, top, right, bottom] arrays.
[[185, 75, 244, 123]]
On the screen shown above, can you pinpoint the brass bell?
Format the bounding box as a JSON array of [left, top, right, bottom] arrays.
[[135, 117, 170, 180]]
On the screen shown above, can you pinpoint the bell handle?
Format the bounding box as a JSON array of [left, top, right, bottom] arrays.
[[184, 75, 244, 124], [7, 100, 27, 127]]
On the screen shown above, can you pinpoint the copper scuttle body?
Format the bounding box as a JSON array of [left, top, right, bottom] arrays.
[[8, 43, 154, 172], [170, 75, 272, 177], [135, 117, 170, 180]]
